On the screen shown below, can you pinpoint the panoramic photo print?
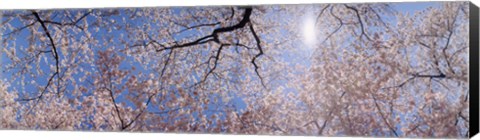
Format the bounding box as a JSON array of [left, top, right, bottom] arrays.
[[0, 1, 472, 138]]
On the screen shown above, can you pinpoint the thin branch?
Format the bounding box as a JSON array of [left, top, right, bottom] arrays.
[[18, 72, 58, 115], [442, 30, 455, 74], [173, 22, 221, 34], [418, 42, 431, 49], [319, 92, 346, 135], [344, 4, 372, 41], [156, 35, 215, 52], [367, 5, 389, 28], [160, 50, 174, 78], [431, 51, 444, 75], [42, 15, 89, 30], [315, 4, 331, 26], [157, 8, 253, 52], [449, 46, 467, 62], [371, 93, 399, 137], [416, 34, 446, 38], [249, 23, 266, 88], [303, 92, 346, 135], [32, 11, 60, 95], [100, 87, 125, 130], [2, 21, 37, 36], [229, 7, 235, 20], [319, 6, 352, 45], [122, 93, 156, 130], [150, 107, 182, 115], [198, 44, 225, 85], [411, 73, 446, 79]]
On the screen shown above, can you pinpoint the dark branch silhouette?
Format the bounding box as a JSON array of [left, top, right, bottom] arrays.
[[371, 93, 399, 137], [173, 22, 221, 34], [156, 8, 253, 52], [32, 11, 61, 95], [18, 11, 64, 113], [42, 10, 92, 30], [155, 7, 266, 88], [344, 4, 373, 41], [2, 21, 37, 36], [122, 93, 156, 130]]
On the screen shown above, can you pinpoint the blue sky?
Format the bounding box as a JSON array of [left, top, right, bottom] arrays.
[[393, 1, 440, 13]]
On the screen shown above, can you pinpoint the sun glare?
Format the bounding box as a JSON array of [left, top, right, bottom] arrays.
[[302, 16, 317, 48]]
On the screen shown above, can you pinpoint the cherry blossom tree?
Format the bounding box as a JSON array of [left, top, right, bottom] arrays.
[[293, 2, 470, 138]]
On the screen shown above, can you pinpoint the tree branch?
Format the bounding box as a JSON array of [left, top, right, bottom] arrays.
[[122, 93, 156, 130], [157, 7, 253, 52], [32, 11, 61, 96], [105, 87, 125, 130], [2, 21, 37, 36], [42, 10, 91, 30], [248, 23, 266, 88], [371, 93, 399, 137], [156, 7, 267, 88], [173, 22, 221, 34], [320, 6, 345, 44], [18, 72, 59, 115], [344, 5, 372, 41]]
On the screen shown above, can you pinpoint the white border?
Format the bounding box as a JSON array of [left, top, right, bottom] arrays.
[[0, 130, 445, 140], [0, 0, 456, 9]]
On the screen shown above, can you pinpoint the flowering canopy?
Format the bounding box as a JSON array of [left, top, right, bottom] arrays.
[[0, 1, 470, 138]]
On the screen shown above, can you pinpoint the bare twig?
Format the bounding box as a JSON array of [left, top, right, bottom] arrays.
[[344, 4, 372, 41], [32, 11, 61, 95]]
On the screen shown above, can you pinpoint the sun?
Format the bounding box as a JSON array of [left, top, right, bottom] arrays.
[[302, 16, 317, 48]]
